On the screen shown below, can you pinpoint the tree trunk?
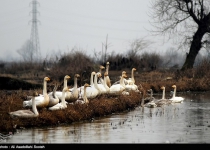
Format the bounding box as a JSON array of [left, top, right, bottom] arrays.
[[181, 26, 206, 71]]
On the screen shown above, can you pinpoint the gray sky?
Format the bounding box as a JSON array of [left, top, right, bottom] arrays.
[[0, 0, 171, 62]]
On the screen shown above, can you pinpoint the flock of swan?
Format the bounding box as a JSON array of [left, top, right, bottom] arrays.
[[8, 61, 185, 119]]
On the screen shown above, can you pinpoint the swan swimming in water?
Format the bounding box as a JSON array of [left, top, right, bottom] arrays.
[[9, 91, 39, 118], [23, 77, 50, 108], [169, 85, 184, 103], [154, 86, 172, 107], [144, 89, 157, 108]]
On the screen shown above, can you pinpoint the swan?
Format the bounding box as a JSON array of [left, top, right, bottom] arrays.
[[78, 71, 99, 99], [153, 87, 172, 107], [141, 89, 157, 108], [105, 62, 111, 87], [169, 85, 184, 103], [75, 83, 91, 104], [47, 83, 60, 107], [103, 71, 110, 93], [48, 87, 69, 111], [109, 73, 127, 95], [113, 71, 130, 86], [124, 68, 137, 85], [67, 74, 80, 103], [95, 72, 107, 94], [23, 77, 50, 108], [98, 65, 105, 84], [54, 75, 71, 101], [9, 91, 39, 118]]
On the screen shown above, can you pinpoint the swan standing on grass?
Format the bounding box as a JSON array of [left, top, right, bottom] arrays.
[[48, 87, 69, 111], [78, 71, 99, 99], [169, 85, 184, 103], [23, 77, 50, 108], [9, 91, 39, 118], [75, 83, 91, 104]]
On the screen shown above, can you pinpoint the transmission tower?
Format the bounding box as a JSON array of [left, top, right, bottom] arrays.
[[29, 0, 41, 61]]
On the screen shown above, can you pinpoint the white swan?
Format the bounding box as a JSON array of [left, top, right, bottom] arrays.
[[109, 73, 127, 95], [10, 91, 39, 118], [23, 77, 50, 108], [54, 75, 71, 101], [47, 83, 60, 107], [95, 72, 107, 94], [48, 87, 69, 111], [155, 86, 172, 107], [98, 65, 105, 84], [68, 74, 80, 102], [103, 71, 110, 93], [169, 85, 184, 103], [75, 83, 91, 104], [126, 68, 137, 85], [78, 71, 99, 99], [105, 62, 111, 87]]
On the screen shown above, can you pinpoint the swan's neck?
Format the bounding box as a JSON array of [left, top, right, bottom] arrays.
[[32, 97, 39, 115], [43, 80, 47, 95], [64, 78, 68, 88], [150, 90, 153, 99], [173, 87, 176, 98], [61, 89, 66, 106], [84, 86, 88, 103], [120, 76, 125, 87], [94, 74, 101, 93], [106, 64, 109, 74], [90, 73, 94, 86], [162, 88, 165, 99], [73, 77, 78, 88], [103, 76, 110, 91], [52, 85, 57, 98], [131, 69, 135, 83]]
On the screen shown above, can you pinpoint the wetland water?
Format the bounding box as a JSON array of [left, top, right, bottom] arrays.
[[2, 92, 210, 143]]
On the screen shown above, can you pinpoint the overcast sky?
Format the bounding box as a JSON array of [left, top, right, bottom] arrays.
[[0, 0, 172, 62]]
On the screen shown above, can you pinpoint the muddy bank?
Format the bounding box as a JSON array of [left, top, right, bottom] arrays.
[[0, 90, 142, 134]]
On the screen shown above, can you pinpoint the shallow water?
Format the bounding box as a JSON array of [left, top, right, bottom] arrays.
[[3, 91, 210, 143]]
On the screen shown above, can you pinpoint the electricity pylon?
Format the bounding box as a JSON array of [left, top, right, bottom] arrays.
[[29, 0, 41, 62]]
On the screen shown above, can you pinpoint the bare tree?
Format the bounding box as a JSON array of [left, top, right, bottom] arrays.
[[149, 0, 210, 71], [126, 38, 151, 58], [102, 34, 112, 64], [17, 40, 34, 62]]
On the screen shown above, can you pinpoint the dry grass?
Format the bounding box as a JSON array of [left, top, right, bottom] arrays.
[[0, 90, 142, 134]]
